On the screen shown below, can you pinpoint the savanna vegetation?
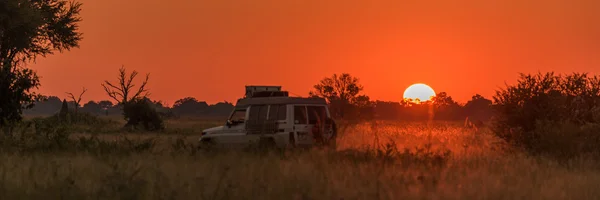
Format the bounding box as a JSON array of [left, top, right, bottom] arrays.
[[1, 0, 600, 199]]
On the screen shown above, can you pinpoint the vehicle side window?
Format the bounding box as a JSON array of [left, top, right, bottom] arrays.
[[230, 109, 246, 122], [307, 106, 327, 124], [258, 105, 268, 121], [268, 104, 287, 121], [293, 106, 307, 124], [249, 105, 268, 121], [277, 105, 287, 120], [268, 105, 278, 120]]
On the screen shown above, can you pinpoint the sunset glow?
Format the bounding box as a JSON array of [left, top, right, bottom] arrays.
[[28, 0, 600, 104], [403, 83, 436, 103], [3, 1, 599, 197]]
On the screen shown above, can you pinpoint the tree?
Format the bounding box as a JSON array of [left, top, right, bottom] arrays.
[[81, 101, 102, 115], [172, 97, 209, 116], [464, 94, 493, 121], [102, 66, 163, 130], [58, 99, 69, 121], [66, 87, 87, 114], [309, 73, 368, 119], [101, 66, 149, 105], [353, 95, 375, 120], [23, 96, 62, 115], [431, 92, 457, 107], [430, 92, 464, 120], [206, 102, 235, 117], [0, 0, 82, 131], [493, 72, 600, 156], [98, 100, 114, 116], [373, 101, 403, 120], [122, 98, 164, 131]]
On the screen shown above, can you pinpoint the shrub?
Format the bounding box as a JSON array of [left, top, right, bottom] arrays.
[[493, 72, 600, 156], [123, 99, 164, 131], [58, 99, 69, 121]]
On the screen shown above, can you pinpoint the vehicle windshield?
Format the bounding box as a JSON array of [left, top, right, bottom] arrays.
[[229, 109, 246, 123]]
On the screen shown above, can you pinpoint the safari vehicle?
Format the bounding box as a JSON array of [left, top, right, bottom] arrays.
[[199, 86, 337, 149]]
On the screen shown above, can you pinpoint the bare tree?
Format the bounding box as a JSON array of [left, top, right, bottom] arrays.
[[66, 87, 87, 114], [101, 66, 149, 105]]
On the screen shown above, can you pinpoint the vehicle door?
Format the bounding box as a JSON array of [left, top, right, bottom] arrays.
[[218, 108, 249, 148], [267, 103, 290, 134], [307, 105, 333, 144], [244, 105, 270, 145], [265, 104, 293, 147], [292, 105, 313, 145]]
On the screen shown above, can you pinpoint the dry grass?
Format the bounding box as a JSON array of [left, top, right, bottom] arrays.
[[1, 119, 599, 199]]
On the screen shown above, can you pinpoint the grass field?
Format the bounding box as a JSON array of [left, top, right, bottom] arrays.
[[1, 117, 599, 199]]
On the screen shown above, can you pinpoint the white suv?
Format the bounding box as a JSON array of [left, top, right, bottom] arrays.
[[199, 86, 337, 149]]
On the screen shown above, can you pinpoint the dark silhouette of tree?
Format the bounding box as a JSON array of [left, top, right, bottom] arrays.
[[493, 72, 600, 156], [81, 101, 102, 115], [207, 102, 235, 117], [58, 99, 69, 121], [23, 96, 62, 115], [66, 87, 87, 114], [102, 67, 163, 130], [309, 73, 370, 119], [464, 94, 493, 121], [353, 95, 375, 120], [172, 97, 209, 116], [431, 92, 464, 120], [431, 92, 455, 107], [141, 97, 172, 116], [0, 0, 82, 131], [373, 101, 403, 120], [98, 100, 114, 116], [123, 98, 164, 131], [101, 66, 149, 105]]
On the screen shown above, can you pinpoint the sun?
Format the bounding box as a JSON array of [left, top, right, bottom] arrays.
[[403, 83, 436, 103]]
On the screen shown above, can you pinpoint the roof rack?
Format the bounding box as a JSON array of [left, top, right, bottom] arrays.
[[245, 85, 288, 98]]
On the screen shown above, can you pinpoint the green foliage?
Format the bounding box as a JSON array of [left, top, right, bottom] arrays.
[[0, 67, 43, 127], [0, 0, 82, 128], [493, 72, 600, 156], [123, 98, 165, 131]]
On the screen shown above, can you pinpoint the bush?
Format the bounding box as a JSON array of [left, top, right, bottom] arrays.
[[493, 72, 600, 156], [123, 99, 164, 131]]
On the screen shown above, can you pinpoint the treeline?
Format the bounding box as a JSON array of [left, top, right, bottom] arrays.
[[23, 93, 493, 121], [371, 93, 493, 121], [309, 74, 493, 121], [23, 96, 234, 118]]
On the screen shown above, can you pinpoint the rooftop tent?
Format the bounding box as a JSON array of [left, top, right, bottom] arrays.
[[245, 85, 288, 98], [235, 97, 327, 109]]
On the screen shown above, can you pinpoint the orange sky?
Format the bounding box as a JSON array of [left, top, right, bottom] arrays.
[[31, 0, 600, 105]]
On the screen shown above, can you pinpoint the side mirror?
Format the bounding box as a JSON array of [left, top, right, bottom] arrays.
[[226, 120, 232, 128]]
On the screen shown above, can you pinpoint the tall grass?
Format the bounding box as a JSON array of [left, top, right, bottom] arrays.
[[0, 119, 598, 199]]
